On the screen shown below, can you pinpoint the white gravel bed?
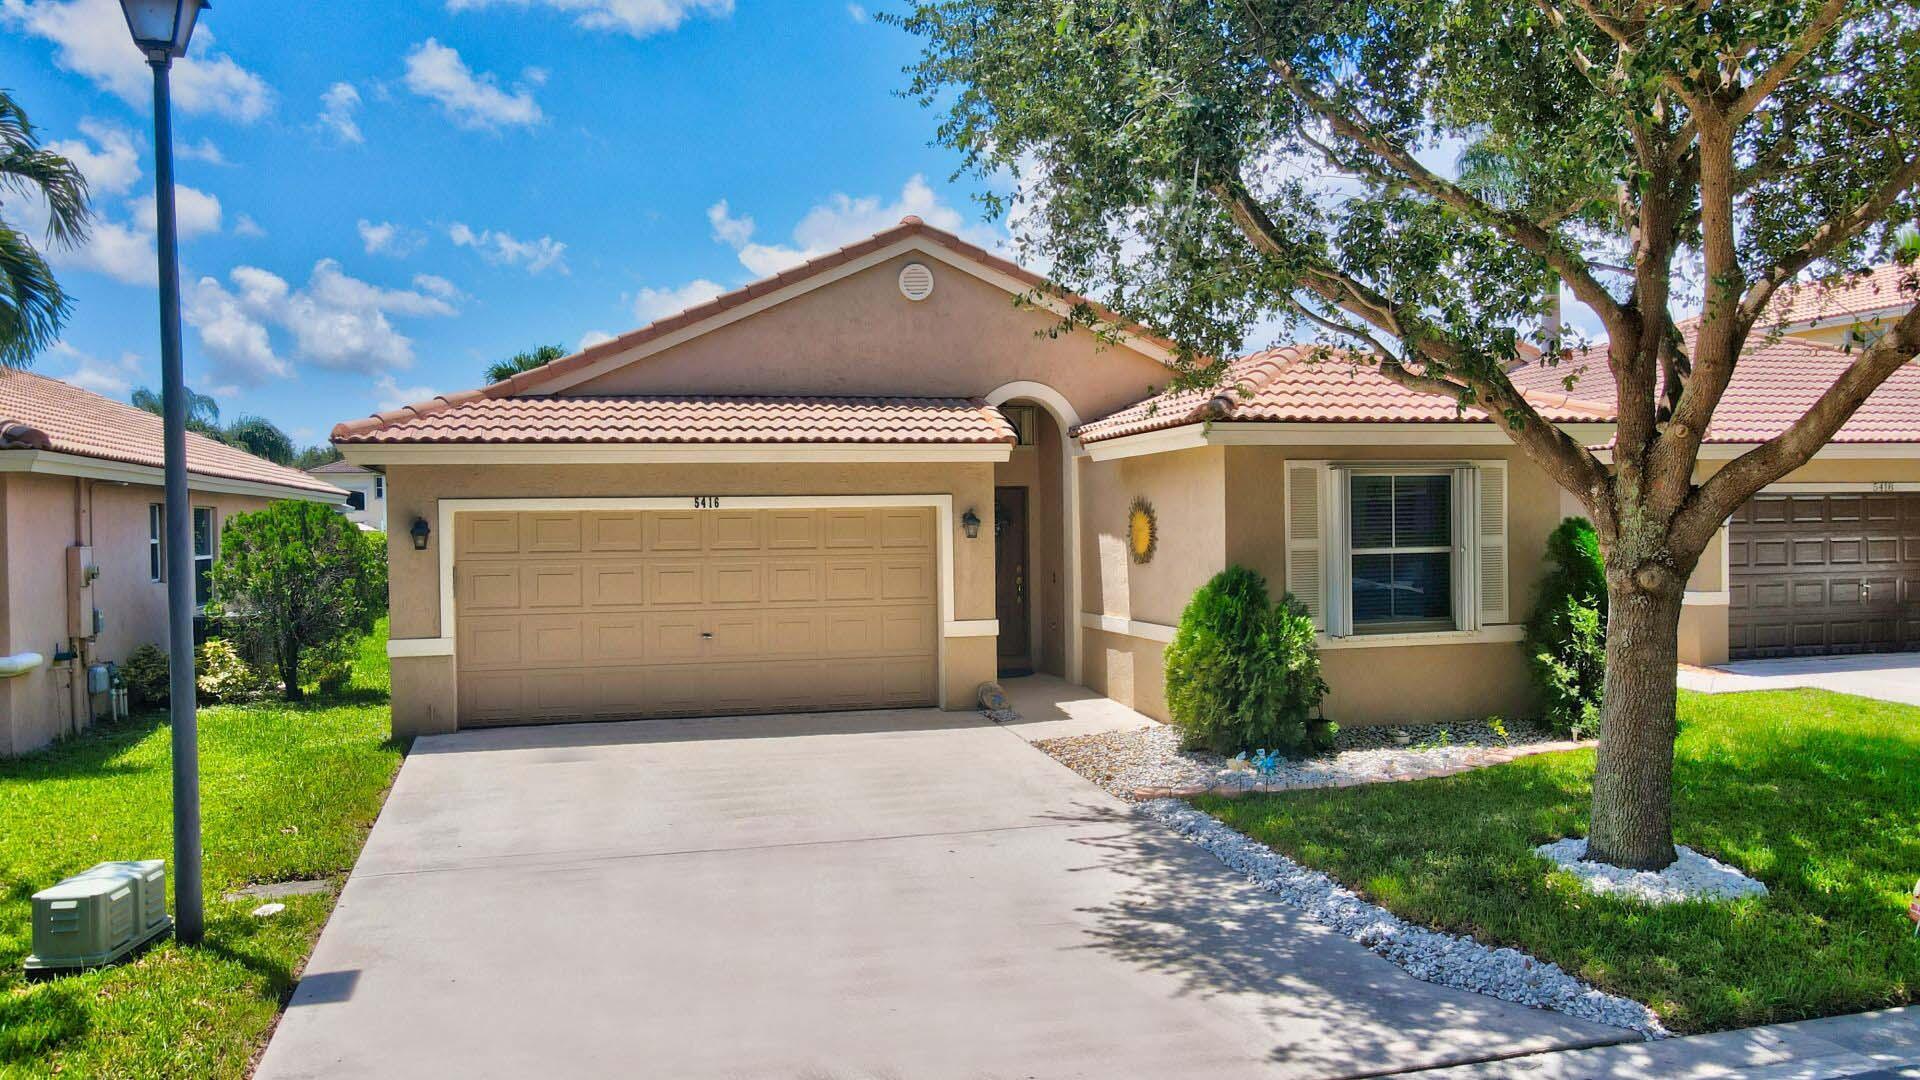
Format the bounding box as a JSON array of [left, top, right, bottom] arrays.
[[1535, 838, 1769, 905], [1038, 721, 1561, 800], [1143, 800, 1669, 1039]]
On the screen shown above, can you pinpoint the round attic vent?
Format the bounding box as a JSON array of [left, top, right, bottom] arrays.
[[898, 262, 935, 301]]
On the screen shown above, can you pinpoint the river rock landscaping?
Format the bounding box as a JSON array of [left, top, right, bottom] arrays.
[[1037, 719, 1584, 801], [1535, 838, 1770, 905]]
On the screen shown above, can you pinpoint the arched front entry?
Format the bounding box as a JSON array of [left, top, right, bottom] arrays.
[[984, 382, 1082, 682]]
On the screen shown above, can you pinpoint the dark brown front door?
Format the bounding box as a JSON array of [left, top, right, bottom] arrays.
[[995, 487, 1032, 675], [1728, 491, 1920, 659]]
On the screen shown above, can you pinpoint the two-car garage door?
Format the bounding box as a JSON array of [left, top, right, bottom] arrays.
[[1728, 491, 1920, 659], [454, 507, 939, 725]]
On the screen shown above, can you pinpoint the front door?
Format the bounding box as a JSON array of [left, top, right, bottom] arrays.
[[995, 487, 1032, 676]]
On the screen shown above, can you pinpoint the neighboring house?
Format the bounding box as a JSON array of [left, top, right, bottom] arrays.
[[1760, 263, 1915, 350], [333, 220, 1918, 739], [308, 459, 387, 531], [0, 369, 346, 755]]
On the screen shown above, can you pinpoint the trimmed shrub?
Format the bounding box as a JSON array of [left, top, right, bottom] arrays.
[[1164, 566, 1329, 755], [307, 641, 354, 697], [1525, 516, 1607, 737], [121, 644, 170, 710]]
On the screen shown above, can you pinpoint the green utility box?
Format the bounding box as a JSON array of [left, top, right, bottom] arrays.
[[24, 860, 172, 972]]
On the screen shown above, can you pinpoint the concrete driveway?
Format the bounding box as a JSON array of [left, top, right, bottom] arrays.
[[257, 703, 1631, 1079], [1679, 651, 1920, 706]]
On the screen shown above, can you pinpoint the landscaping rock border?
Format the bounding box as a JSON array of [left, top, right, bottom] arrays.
[[1141, 799, 1670, 1040], [1536, 838, 1770, 905]]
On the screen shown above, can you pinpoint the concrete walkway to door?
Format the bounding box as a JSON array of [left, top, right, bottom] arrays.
[[256, 703, 1634, 1079], [1679, 652, 1920, 706]]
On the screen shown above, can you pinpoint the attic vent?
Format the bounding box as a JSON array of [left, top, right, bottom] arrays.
[[898, 262, 935, 301]]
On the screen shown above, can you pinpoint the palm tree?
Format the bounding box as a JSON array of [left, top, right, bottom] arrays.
[[0, 91, 91, 367], [485, 343, 565, 384], [222, 414, 295, 465], [132, 384, 224, 438]]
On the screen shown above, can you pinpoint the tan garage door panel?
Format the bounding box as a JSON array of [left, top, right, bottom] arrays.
[[454, 508, 938, 725]]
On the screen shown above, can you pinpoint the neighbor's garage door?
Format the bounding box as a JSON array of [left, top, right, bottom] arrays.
[[1728, 491, 1920, 659], [454, 507, 938, 725]]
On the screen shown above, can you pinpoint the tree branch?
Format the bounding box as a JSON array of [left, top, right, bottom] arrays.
[[1737, 151, 1920, 332], [1728, 0, 1847, 126]]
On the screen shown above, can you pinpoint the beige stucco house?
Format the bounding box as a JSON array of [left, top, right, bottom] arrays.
[[334, 221, 1919, 738], [1, 369, 346, 755]]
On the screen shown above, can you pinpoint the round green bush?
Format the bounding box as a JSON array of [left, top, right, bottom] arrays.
[[120, 643, 170, 710], [1524, 516, 1607, 737], [1164, 566, 1329, 755]]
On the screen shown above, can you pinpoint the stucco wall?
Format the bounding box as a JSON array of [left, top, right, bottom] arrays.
[[382, 460, 999, 737], [564, 252, 1171, 424], [0, 473, 276, 756]]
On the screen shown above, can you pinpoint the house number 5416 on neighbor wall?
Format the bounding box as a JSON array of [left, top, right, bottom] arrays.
[[692, 496, 722, 509]]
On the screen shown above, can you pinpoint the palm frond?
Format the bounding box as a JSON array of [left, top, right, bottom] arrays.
[[0, 222, 69, 368]]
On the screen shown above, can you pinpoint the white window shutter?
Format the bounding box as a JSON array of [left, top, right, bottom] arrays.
[[1476, 460, 1510, 625], [1284, 461, 1326, 629]]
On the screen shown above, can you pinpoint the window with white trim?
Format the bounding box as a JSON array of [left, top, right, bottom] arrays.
[[374, 475, 385, 499], [148, 503, 164, 582], [1284, 460, 1510, 638], [193, 507, 215, 608]]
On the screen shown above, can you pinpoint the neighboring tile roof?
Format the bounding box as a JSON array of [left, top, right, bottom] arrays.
[[0, 368, 345, 497], [331, 394, 1019, 445], [333, 217, 1176, 444], [1762, 263, 1916, 328], [307, 459, 371, 475], [1504, 328, 1920, 444], [1073, 346, 1614, 443]]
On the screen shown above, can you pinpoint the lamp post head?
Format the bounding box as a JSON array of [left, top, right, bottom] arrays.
[[118, 0, 208, 61]]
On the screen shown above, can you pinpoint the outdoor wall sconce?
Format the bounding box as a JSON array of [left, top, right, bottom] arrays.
[[409, 517, 431, 551], [961, 508, 982, 539]]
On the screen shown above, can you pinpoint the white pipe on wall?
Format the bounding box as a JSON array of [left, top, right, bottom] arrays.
[[0, 653, 46, 678]]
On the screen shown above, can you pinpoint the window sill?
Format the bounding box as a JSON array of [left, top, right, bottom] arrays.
[[1317, 625, 1524, 650]]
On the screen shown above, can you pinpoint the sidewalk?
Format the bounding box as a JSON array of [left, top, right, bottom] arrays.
[[1401, 1005, 1919, 1079]]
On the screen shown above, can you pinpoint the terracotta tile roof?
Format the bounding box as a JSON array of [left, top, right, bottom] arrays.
[[0, 368, 345, 497], [307, 459, 371, 475], [332, 394, 1018, 445], [1504, 328, 1920, 444], [333, 217, 1176, 444], [1073, 346, 1614, 443], [1762, 263, 1917, 328]]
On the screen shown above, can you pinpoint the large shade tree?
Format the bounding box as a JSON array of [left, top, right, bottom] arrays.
[[893, 0, 1920, 868]]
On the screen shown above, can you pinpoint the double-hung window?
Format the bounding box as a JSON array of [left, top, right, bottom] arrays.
[[1284, 460, 1509, 638], [193, 507, 216, 608], [148, 503, 165, 581]]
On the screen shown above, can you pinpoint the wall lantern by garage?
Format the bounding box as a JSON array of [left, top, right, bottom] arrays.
[[409, 517, 431, 551], [960, 508, 982, 539]]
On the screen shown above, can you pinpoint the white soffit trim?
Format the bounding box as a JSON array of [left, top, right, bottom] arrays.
[[1695, 443, 1920, 460], [1078, 612, 1178, 644], [0, 449, 345, 503], [339, 443, 1012, 466], [1082, 421, 1618, 460], [1764, 481, 1920, 492], [429, 494, 965, 708], [531, 235, 1175, 395]]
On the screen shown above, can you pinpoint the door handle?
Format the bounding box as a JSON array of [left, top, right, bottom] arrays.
[[700, 632, 714, 639]]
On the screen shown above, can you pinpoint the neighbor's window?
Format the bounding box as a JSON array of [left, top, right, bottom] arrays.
[[346, 489, 366, 511], [148, 503, 164, 582], [1348, 472, 1453, 629], [1001, 403, 1038, 446], [193, 507, 216, 608], [374, 475, 385, 499]]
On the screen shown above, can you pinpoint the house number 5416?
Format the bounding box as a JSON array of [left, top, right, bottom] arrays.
[[692, 496, 722, 509]]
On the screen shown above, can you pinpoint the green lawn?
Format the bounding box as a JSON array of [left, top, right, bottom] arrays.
[[1197, 688, 1920, 1035], [0, 621, 402, 1079]]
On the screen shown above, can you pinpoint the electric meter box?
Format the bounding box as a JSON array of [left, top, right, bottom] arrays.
[[24, 860, 171, 972]]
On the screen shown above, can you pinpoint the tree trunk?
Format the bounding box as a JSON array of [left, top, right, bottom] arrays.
[[1586, 573, 1684, 869], [282, 641, 302, 702]]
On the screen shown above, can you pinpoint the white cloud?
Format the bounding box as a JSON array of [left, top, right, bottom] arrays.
[[358, 218, 426, 258], [708, 175, 997, 278], [411, 273, 462, 301], [2, 0, 273, 122], [373, 373, 442, 411], [443, 0, 732, 38], [177, 138, 228, 165], [633, 278, 724, 322], [846, 3, 866, 20], [185, 260, 459, 386], [46, 119, 140, 196], [233, 214, 266, 238], [54, 217, 154, 285], [448, 221, 567, 273], [133, 184, 223, 240], [577, 329, 614, 350], [317, 82, 364, 144], [403, 39, 543, 130], [48, 340, 142, 397]]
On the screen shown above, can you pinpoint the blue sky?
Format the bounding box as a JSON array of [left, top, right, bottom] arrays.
[[1, 0, 1009, 446]]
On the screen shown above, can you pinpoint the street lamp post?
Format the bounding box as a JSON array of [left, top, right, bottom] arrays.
[[120, 0, 210, 946]]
